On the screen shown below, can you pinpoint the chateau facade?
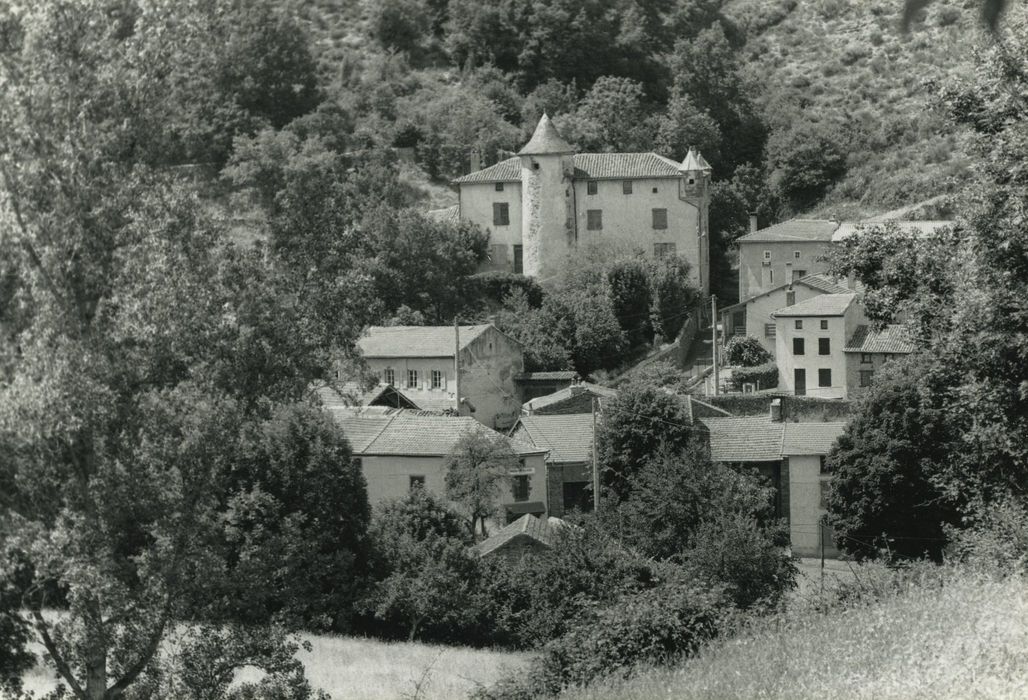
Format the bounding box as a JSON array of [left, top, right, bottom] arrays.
[[449, 114, 711, 294]]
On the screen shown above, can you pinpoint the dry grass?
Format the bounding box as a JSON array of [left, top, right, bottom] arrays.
[[563, 570, 1028, 700], [22, 632, 529, 700]]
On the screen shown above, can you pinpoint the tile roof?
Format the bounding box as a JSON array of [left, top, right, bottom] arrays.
[[330, 409, 544, 457], [514, 370, 578, 381], [518, 114, 574, 155], [798, 274, 852, 295], [357, 324, 494, 358], [317, 383, 420, 410], [831, 220, 954, 242], [426, 204, 460, 224], [737, 219, 840, 243], [701, 416, 785, 462], [522, 382, 617, 413], [772, 293, 856, 318], [396, 388, 456, 413], [844, 324, 916, 354], [513, 413, 595, 463], [782, 422, 848, 456], [454, 153, 685, 184], [473, 514, 564, 558]]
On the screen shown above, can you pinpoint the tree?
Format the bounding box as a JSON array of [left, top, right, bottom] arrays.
[[825, 360, 961, 560], [444, 431, 519, 537], [597, 382, 693, 499], [766, 120, 848, 213], [648, 255, 697, 341], [606, 258, 653, 347], [724, 336, 772, 367], [571, 76, 653, 152]]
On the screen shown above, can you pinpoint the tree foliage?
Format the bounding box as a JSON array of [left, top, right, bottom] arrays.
[[443, 431, 520, 537], [724, 336, 772, 367]]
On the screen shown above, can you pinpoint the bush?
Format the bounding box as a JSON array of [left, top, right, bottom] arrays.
[[947, 498, 1028, 576], [724, 336, 772, 367], [470, 271, 544, 308], [728, 362, 778, 391], [473, 575, 729, 700]]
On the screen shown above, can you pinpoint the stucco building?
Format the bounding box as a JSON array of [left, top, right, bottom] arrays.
[[511, 413, 595, 517], [332, 408, 549, 521], [448, 114, 711, 294], [842, 324, 915, 398], [356, 324, 524, 430], [772, 294, 863, 399]]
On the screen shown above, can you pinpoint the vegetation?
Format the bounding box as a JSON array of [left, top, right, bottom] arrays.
[[443, 431, 519, 537], [727, 362, 779, 391], [724, 335, 772, 366]]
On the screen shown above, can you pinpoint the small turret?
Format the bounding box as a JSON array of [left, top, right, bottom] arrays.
[[678, 146, 712, 296], [519, 115, 576, 279], [678, 146, 712, 199]]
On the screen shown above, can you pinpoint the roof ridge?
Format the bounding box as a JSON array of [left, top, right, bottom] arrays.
[[361, 411, 399, 453]]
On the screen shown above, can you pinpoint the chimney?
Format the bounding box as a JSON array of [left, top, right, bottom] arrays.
[[570, 385, 584, 396], [749, 212, 759, 233], [469, 148, 481, 173], [770, 398, 782, 423]]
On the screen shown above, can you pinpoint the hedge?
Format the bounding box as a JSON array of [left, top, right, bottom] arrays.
[[728, 362, 779, 391]]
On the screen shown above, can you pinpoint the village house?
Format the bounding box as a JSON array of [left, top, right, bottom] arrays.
[[511, 413, 595, 517], [736, 219, 953, 301], [356, 324, 524, 430], [331, 408, 549, 521], [719, 273, 853, 357], [472, 513, 565, 561], [521, 381, 617, 415], [514, 370, 578, 403], [843, 323, 915, 398], [701, 402, 846, 557], [439, 114, 711, 294]]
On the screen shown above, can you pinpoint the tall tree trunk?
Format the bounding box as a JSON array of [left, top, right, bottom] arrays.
[[84, 649, 106, 700]]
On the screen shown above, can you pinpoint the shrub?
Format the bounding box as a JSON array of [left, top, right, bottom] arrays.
[[473, 575, 729, 700], [607, 259, 653, 347], [724, 336, 772, 367], [470, 271, 544, 308], [727, 362, 778, 391], [947, 498, 1028, 576], [936, 5, 961, 27]]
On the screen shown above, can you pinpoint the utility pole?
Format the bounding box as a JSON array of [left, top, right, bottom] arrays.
[[711, 295, 719, 396], [454, 319, 461, 416], [591, 396, 600, 513], [820, 520, 826, 599]]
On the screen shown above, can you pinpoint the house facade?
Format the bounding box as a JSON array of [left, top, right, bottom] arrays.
[[332, 408, 549, 521], [511, 413, 595, 517], [843, 324, 915, 398], [772, 294, 863, 399], [356, 324, 524, 430], [719, 273, 852, 357], [451, 114, 711, 294]]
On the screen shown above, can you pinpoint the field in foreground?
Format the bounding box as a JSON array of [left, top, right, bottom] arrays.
[[23, 632, 529, 700], [564, 571, 1028, 700]]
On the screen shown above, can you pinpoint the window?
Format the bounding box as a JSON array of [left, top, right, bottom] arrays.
[[409, 475, 425, 491], [586, 209, 603, 230], [763, 250, 772, 261], [820, 319, 828, 330], [795, 319, 803, 330], [622, 180, 633, 194], [818, 368, 832, 387], [861, 353, 872, 364], [493, 202, 509, 226], [764, 323, 776, 338], [769, 269, 774, 284], [793, 337, 805, 355], [587, 180, 598, 195], [794, 251, 801, 259], [513, 245, 523, 274], [652, 186, 658, 193], [786, 291, 796, 306], [792, 269, 806, 281], [859, 369, 874, 387], [383, 368, 395, 386], [654, 242, 676, 258], [407, 369, 418, 388], [512, 475, 531, 502], [431, 369, 443, 389], [495, 182, 504, 192], [818, 338, 831, 355], [652, 208, 668, 229]]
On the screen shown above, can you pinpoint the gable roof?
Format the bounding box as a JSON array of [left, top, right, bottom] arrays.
[[772, 293, 856, 318], [358, 324, 495, 358], [454, 158, 522, 184], [782, 422, 847, 455], [473, 514, 561, 558], [832, 220, 954, 242], [522, 382, 617, 414], [317, 382, 421, 410], [331, 409, 545, 457], [513, 413, 595, 463], [844, 324, 916, 354], [720, 274, 852, 314], [518, 114, 574, 156], [737, 219, 840, 243], [454, 153, 687, 184], [702, 416, 785, 462]]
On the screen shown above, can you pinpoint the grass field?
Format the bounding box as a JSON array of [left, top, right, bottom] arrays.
[[563, 570, 1028, 700], [23, 632, 529, 700]]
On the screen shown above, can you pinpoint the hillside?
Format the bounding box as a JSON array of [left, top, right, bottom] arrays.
[[564, 570, 1028, 700]]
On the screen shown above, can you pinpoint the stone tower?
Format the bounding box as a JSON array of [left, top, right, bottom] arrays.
[[678, 147, 712, 295], [518, 114, 576, 280]]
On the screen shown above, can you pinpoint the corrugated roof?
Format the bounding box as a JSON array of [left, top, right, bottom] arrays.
[[522, 382, 617, 413], [426, 204, 460, 225], [737, 219, 840, 243], [772, 293, 856, 318], [702, 416, 784, 462], [782, 422, 847, 455], [454, 153, 686, 184], [473, 514, 562, 557], [518, 114, 574, 156], [513, 413, 595, 463], [333, 410, 544, 457], [844, 324, 916, 354], [358, 324, 494, 358]]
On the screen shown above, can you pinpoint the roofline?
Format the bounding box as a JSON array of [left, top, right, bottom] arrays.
[[842, 347, 914, 353]]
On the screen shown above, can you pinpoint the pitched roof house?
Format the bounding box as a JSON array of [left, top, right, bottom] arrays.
[[511, 413, 596, 517], [473, 513, 566, 561]]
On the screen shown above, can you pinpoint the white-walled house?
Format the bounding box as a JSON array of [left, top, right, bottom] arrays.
[[772, 294, 863, 399], [448, 114, 711, 294]]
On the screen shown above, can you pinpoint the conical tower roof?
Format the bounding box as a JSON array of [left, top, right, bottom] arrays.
[[679, 146, 712, 172], [518, 113, 574, 156]]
